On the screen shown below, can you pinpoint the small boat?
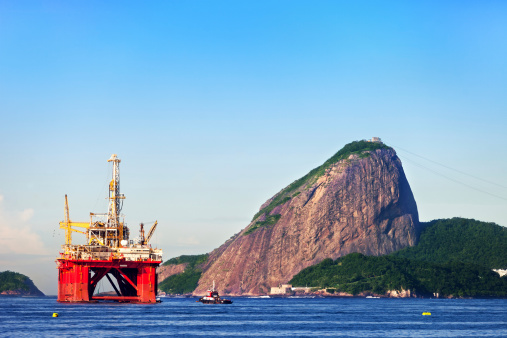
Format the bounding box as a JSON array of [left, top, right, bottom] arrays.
[[198, 281, 233, 304], [366, 296, 380, 299]]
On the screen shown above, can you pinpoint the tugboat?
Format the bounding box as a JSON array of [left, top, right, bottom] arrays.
[[198, 281, 233, 304]]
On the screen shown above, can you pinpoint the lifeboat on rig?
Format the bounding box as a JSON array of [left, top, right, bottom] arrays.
[[198, 281, 232, 304]]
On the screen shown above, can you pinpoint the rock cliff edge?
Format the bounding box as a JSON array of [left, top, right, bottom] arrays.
[[194, 143, 420, 295]]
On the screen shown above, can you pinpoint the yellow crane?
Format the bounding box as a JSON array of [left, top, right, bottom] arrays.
[[59, 195, 90, 247], [139, 221, 158, 245], [145, 221, 158, 245]]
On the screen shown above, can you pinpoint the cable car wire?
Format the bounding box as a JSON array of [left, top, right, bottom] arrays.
[[399, 155, 507, 201], [391, 144, 507, 190]]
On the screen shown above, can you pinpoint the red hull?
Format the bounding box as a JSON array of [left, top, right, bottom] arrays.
[[57, 258, 161, 303]]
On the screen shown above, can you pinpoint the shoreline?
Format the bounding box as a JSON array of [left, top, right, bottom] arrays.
[[159, 292, 507, 300]]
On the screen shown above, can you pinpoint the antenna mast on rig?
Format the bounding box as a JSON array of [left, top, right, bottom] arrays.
[[107, 154, 125, 247]]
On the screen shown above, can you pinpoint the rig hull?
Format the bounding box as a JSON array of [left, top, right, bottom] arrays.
[[57, 258, 160, 303]]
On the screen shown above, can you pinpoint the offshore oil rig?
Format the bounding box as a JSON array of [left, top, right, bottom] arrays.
[[56, 154, 163, 303]]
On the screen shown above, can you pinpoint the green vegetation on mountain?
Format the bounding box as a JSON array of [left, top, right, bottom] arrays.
[[158, 269, 201, 295], [392, 218, 507, 268], [0, 271, 30, 293], [290, 218, 507, 297], [290, 253, 507, 297], [244, 214, 281, 235], [159, 254, 208, 294], [247, 140, 391, 234], [162, 254, 208, 267]]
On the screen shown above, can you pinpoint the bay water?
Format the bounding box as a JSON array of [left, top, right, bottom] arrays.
[[0, 296, 505, 337]]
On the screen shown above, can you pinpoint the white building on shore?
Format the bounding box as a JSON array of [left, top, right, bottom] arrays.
[[270, 284, 293, 295]]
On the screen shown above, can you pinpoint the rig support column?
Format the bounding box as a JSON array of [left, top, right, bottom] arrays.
[[58, 262, 90, 302], [137, 264, 158, 303]]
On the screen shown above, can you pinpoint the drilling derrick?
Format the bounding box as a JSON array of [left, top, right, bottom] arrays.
[[56, 154, 163, 303]]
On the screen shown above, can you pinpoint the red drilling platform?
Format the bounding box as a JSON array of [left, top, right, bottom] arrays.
[[56, 154, 163, 303]]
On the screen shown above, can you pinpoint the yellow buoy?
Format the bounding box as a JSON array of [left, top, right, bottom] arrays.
[[422, 312, 431, 316], [52, 313, 58, 317]]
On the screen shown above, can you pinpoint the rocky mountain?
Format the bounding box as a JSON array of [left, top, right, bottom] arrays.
[[0, 271, 45, 296], [193, 140, 420, 295], [158, 263, 188, 282]]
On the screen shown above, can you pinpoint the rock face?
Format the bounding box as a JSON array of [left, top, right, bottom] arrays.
[[157, 263, 188, 282], [194, 143, 420, 296]]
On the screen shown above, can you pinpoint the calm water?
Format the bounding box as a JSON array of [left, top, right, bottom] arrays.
[[0, 296, 505, 337]]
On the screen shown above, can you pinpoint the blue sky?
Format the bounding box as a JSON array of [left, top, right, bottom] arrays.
[[1, 1, 506, 294]]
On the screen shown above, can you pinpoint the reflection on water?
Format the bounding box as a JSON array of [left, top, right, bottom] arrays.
[[1, 296, 506, 337]]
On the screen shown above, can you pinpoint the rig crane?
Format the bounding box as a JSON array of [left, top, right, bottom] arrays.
[[139, 221, 158, 245], [59, 195, 90, 248]]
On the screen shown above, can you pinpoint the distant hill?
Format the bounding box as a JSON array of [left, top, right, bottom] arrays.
[[162, 254, 208, 267], [158, 254, 208, 294], [290, 218, 507, 297], [392, 218, 507, 268], [0, 271, 44, 296], [290, 253, 507, 298]]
